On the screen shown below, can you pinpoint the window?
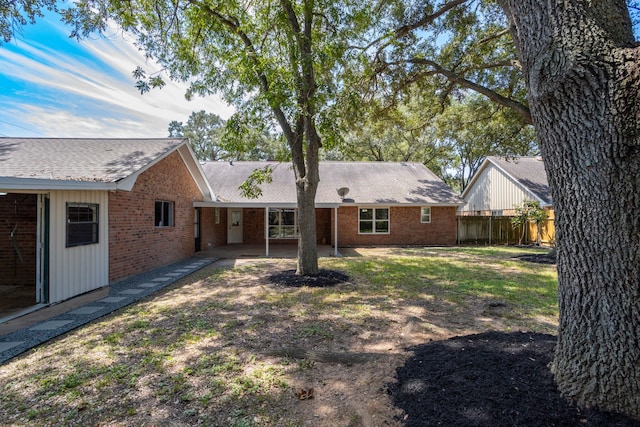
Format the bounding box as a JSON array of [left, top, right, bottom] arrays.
[[359, 208, 389, 234], [268, 208, 299, 238], [155, 201, 174, 227], [215, 207, 220, 224], [66, 203, 99, 247], [421, 207, 431, 223]]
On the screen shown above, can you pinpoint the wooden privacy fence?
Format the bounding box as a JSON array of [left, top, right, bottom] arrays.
[[457, 215, 555, 246]]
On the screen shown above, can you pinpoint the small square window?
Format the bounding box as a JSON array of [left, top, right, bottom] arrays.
[[421, 207, 431, 223], [66, 203, 99, 247], [155, 201, 174, 227]]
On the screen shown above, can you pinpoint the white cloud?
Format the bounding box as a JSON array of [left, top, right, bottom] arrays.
[[0, 17, 234, 138]]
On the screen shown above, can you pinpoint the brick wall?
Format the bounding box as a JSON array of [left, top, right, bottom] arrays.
[[200, 207, 227, 250], [108, 151, 203, 282], [336, 206, 457, 246], [0, 194, 37, 286], [243, 208, 265, 244]]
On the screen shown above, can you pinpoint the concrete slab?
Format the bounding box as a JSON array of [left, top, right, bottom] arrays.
[[0, 287, 109, 337], [68, 306, 103, 315], [30, 320, 73, 331], [0, 342, 24, 352], [119, 289, 144, 295], [137, 283, 159, 288], [99, 296, 127, 303], [152, 277, 172, 282]]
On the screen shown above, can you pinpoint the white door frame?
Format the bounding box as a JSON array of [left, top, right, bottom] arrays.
[[227, 208, 243, 244]]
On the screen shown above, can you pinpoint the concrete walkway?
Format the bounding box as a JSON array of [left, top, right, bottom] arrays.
[[0, 256, 218, 365]]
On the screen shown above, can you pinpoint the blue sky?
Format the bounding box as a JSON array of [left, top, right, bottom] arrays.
[[0, 12, 234, 138]]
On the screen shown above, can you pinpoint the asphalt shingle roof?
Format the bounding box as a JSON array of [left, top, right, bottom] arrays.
[[0, 138, 185, 182], [202, 161, 463, 206], [487, 156, 553, 205]]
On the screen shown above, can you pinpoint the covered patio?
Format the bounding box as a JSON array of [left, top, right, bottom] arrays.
[[196, 244, 339, 260]]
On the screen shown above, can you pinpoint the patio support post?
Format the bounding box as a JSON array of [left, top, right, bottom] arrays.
[[264, 207, 270, 257]]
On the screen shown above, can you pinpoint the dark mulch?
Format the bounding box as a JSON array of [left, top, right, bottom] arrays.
[[513, 253, 556, 264], [267, 269, 350, 288], [390, 331, 640, 427]]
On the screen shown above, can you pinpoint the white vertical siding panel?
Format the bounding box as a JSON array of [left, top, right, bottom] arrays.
[[48, 190, 109, 304], [463, 164, 536, 212]]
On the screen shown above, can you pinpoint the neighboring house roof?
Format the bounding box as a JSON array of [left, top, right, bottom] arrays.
[[201, 161, 463, 207], [461, 156, 552, 209], [0, 138, 213, 198]]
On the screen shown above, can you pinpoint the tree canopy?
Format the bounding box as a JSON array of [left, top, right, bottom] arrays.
[[0, 0, 57, 43], [62, 0, 378, 274]]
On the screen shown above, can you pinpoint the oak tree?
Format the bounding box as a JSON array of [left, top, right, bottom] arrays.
[[169, 111, 226, 161], [498, 0, 640, 418]]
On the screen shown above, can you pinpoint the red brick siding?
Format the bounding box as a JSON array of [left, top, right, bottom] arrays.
[[336, 206, 457, 246], [108, 151, 203, 282], [243, 208, 265, 244], [200, 207, 227, 249], [0, 194, 37, 286]]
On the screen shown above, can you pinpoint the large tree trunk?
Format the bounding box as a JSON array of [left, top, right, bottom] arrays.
[[499, 0, 640, 418], [291, 134, 320, 276]]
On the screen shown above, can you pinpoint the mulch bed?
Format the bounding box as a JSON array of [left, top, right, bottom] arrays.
[[512, 252, 556, 264], [267, 269, 350, 287], [390, 331, 639, 426]]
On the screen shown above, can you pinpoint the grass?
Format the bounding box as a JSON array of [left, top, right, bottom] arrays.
[[0, 246, 558, 426]]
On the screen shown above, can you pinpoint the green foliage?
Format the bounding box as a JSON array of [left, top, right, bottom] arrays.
[[511, 200, 547, 245], [238, 165, 274, 199], [435, 95, 538, 190], [168, 110, 226, 161], [0, 0, 58, 43]]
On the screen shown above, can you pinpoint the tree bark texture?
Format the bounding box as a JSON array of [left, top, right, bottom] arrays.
[[499, 0, 640, 418]]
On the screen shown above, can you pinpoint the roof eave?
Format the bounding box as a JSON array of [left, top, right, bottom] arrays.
[[194, 201, 340, 208], [0, 177, 116, 191]]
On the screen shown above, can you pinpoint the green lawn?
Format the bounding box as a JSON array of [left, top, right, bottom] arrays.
[[0, 246, 558, 426]]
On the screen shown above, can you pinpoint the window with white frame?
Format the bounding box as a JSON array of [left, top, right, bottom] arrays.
[[421, 207, 431, 223], [66, 203, 99, 247], [359, 207, 389, 234], [268, 208, 299, 238], [155, 201, 174, 227]]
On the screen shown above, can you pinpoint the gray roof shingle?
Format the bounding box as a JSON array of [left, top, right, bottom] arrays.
[[202, 161, 463, 206], [487, 156, 552, 205], [0, 138, 185, 182]]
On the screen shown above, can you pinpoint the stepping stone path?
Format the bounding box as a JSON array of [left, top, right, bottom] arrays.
[[0, 257, 217, 364]]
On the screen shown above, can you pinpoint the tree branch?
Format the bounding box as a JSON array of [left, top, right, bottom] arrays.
[[394, 0, 471, 39], [409, 58, 532, 124], [196, 1, 297, 144]]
